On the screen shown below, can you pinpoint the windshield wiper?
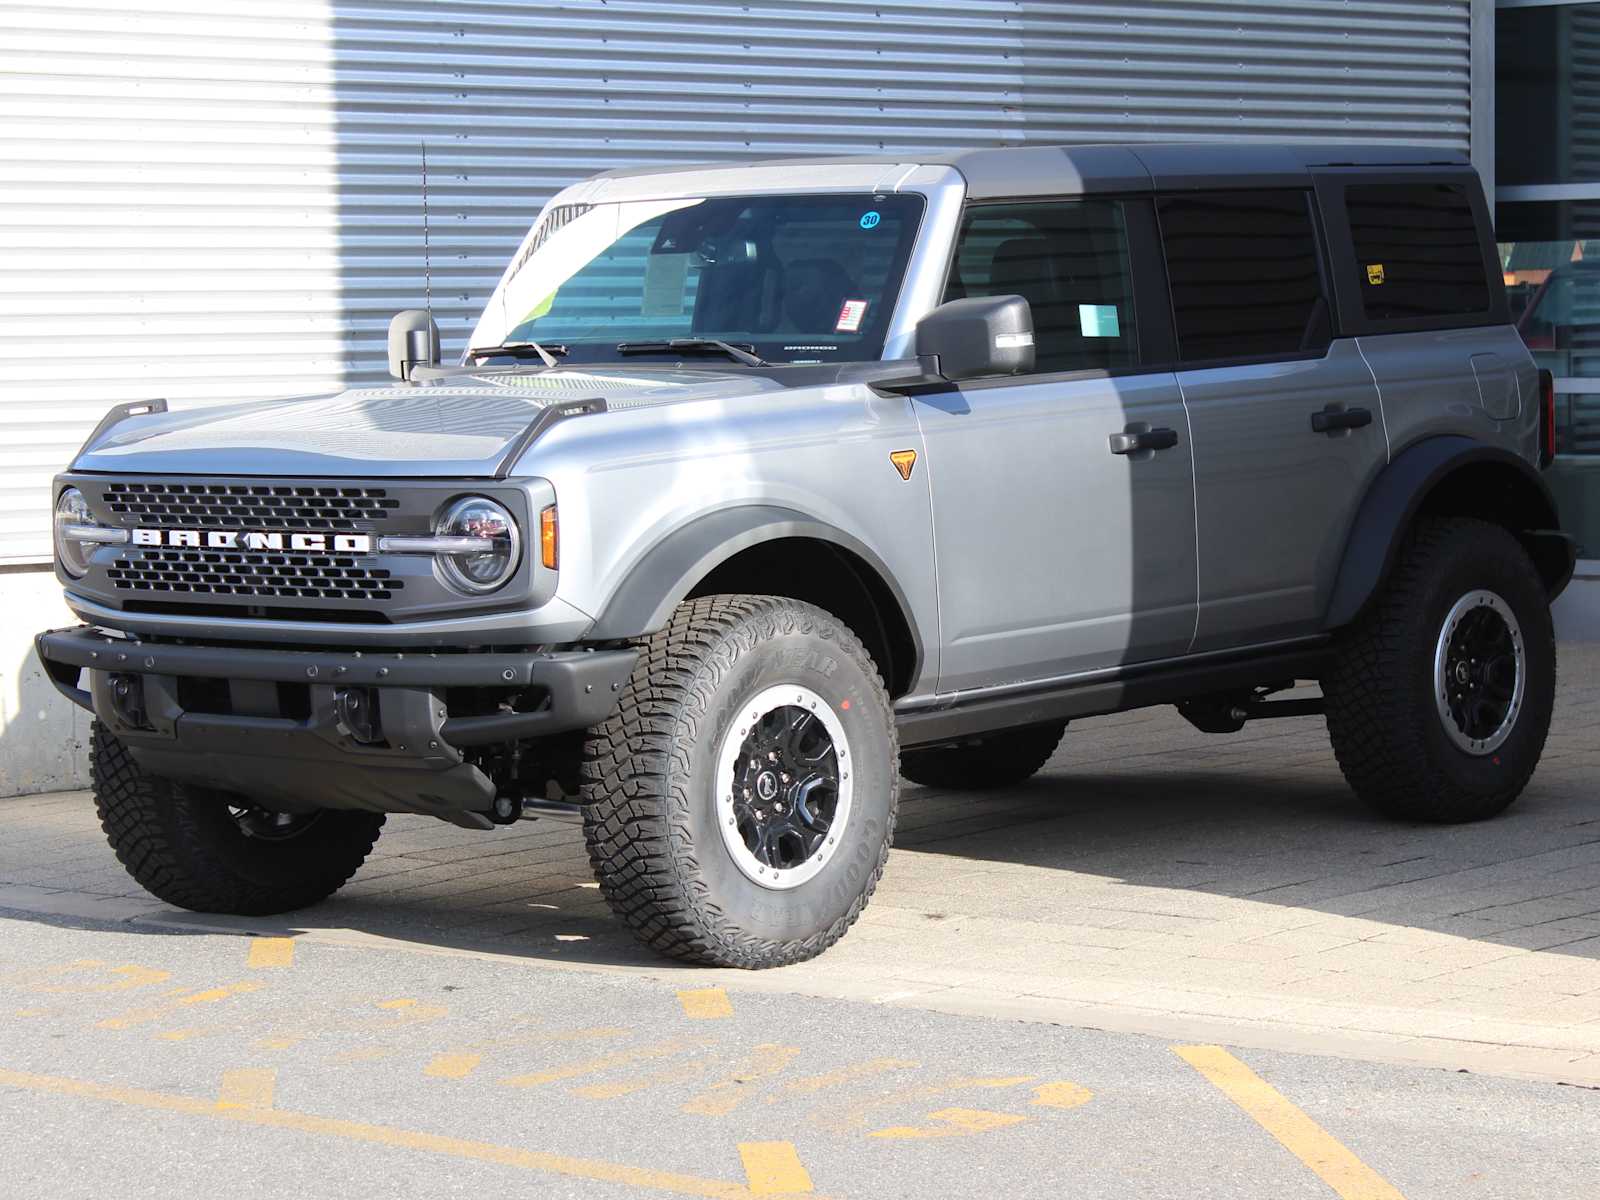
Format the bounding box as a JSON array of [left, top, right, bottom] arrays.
[[616, 338, 769, 368], [467, 340, 569, 367]]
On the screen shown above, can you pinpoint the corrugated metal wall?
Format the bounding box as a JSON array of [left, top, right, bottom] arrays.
[[0, 0, 1472, 562]]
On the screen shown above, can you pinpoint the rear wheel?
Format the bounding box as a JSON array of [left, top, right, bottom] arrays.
[[581, 595, 898, 968], [899, 722, 1068, 790], [1323, 517, 1556, 823], [91, 723, 384, 914]]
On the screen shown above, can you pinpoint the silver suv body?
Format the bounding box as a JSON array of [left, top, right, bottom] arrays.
[[37, 144, 1576, 966]]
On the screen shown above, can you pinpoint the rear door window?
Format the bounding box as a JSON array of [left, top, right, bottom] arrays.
[[1157, 190, 1331, 362], [946, 199, 1140, 374], [1344, 183, 1491, 321]]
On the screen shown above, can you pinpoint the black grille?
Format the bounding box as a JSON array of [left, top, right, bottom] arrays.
[[103, 482, 398, 530], [106, 549, 403, 602]]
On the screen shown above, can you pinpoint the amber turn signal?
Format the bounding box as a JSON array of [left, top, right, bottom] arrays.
[[540, 504, 559, 570]]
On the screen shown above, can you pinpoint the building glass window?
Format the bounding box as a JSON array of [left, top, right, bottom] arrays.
[[1157, 190, 1330, 362], [1497, 3, 1600, 188]]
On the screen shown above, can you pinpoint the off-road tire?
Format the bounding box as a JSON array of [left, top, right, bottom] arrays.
[[898, 722, 1068, 790], [1323, 517, 1556, 823], [91, 722, 385, 914], [580, 595, 899, 969]]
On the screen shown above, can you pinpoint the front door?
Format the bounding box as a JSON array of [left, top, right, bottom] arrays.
[[916, 196, 1197, 693]]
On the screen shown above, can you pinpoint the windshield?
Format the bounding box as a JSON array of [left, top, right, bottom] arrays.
[[484, 192, 925, 365]]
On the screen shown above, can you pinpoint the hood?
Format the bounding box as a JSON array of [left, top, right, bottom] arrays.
[[71, 366, 783, 478]]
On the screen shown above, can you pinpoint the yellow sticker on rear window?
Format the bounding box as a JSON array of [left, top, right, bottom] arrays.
[[1366, 263, 1385, 285]]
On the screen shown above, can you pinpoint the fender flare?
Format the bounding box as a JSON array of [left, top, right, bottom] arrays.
[[587, 504, 924, 662], [1324, 436, 1573, 631]]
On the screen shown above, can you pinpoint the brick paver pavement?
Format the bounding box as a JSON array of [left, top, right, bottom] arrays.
[[4, 645, 1598, 1083]]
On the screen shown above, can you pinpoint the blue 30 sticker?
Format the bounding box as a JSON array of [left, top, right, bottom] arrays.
[[859, 210, 881, 230]]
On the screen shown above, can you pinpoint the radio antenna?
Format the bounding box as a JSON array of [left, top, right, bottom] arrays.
[[420, 140, 433, 314]]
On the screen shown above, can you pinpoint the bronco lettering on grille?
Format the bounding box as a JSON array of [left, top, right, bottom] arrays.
[[130, 529, 374, 553]]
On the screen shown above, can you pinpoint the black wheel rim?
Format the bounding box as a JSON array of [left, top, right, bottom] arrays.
[[229, 804, 321, 842], [1433, 589, 1525, 756], [716, 684, 853, 889]]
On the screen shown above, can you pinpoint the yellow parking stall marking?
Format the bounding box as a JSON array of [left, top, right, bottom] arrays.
[[821, 1074, 1033, 1133], [425, 1053, 483, 1080], [247, 938, 295, 969], [1175, 1045, 1407, 1200], [0, 1065, 807, 1200], [782, 1058, 918, 1095], [500, 1039, 706, 1089], [97, 981, 264, 1030], [216, 1068, 276, 1111], [26, 961, 170, 994], [738, 1142, 813, 1195], [682, 1045, 802, 1117], [576, 1060, 709, 1101], [1032, 1080, 1094, 1110], [678, 987, 734, 1020], [870, 1107, 1029, 1140]]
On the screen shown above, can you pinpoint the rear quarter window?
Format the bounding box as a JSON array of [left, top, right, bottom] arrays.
[[1345, 183, 1491, 321]]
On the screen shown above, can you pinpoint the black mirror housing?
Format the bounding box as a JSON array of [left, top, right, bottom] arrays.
[[914, 295, 1035, 381], [387, 309, 442, 380]]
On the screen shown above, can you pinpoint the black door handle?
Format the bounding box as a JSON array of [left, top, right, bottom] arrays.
[[1109, 427, 1179, 455], [1311, 406, 1373, 434]]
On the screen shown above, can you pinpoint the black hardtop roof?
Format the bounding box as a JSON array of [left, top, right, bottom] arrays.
[[592, 142, 1473, 199]]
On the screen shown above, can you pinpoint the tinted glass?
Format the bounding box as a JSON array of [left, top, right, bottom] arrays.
[[1346, 184, 1490, 321], [945, 199, 1139, 373], [498, 193, 923, 365], [1157, 190, 1329, 362], [1497, 4, 1600, 187]]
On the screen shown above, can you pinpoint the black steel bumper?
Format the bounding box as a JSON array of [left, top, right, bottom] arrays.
[[35, 626, 636, 820]]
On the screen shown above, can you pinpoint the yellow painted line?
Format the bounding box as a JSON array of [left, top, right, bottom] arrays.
[[29, 962, 171, 994], [1032, 1080, 1094, 1110], [678, 987, 734, 1020], [575, 1060, 707, 1101], [97, 981, 264, 1030], [247, 938, 295, 969], [682, 1045, 801, 1117], [425, 1053, 483, 1080], [783, 1058, 918, 1095], [738, 1142, 813, 1195], [216, 1068, 276, 1111], [1174, 1046, 1407, 1200], [500, 1039, 703, 1089], [0, 1065, 821, 1200], [870, 1107, 1029, 1140]]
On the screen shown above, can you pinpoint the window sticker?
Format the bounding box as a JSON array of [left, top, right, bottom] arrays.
[[1078, 303, 1120, 338], [835, 299, 869, 333], [859, 210, 881, 230], [1366, 263, 1386, 285], [640, 252, 691, 316]]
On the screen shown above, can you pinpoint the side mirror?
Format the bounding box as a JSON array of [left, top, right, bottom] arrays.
[[914, 295, 1034, 381], [387, 309, 441, 380]]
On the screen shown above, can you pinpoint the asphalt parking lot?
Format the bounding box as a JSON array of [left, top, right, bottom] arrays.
[[2, 645, 1599, 1197]]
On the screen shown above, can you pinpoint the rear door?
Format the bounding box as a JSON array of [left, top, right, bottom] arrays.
[[914, 196, 1198, 693], [1161, 189, 1387, 650]]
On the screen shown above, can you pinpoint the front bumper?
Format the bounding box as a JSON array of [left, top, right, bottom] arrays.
[[35, 625, 636, 820]]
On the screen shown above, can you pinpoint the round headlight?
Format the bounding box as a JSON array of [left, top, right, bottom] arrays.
[[435, 496, 520, 594], [54, 488, 95, 578]]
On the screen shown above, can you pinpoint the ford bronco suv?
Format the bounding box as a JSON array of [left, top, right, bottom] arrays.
[[36, 144, 1574, 968]]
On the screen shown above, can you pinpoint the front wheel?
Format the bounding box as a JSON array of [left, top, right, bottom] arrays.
[[91, 723, 385, 914], [581, 595, 899, 968], [1323, 517, 1556, 823]]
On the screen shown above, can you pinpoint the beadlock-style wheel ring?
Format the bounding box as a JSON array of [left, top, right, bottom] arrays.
[[1432, 588, 1526, 757], [714, 684, 853, 891]]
